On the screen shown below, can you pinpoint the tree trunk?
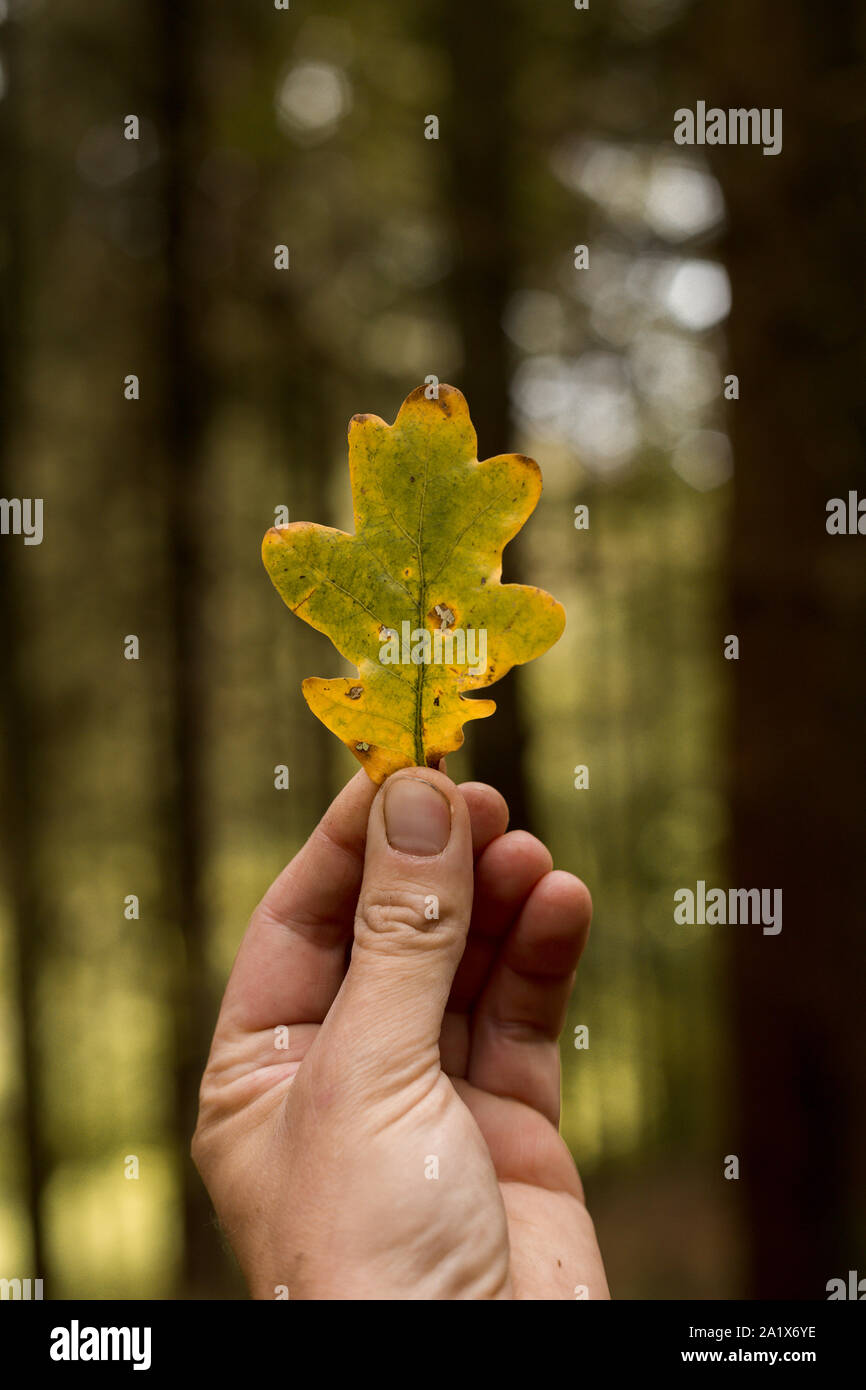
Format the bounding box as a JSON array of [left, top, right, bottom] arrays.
[[688, 0, 866, 1296], [0, 12, 50, 1288], [155, 0, 224, 1297], [436, 0, 533, 827]]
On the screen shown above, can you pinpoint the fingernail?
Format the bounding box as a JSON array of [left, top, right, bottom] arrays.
[[384, 777, 452, 855]]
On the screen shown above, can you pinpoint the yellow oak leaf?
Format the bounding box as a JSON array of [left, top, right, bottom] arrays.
[[262, 384, 565, 783]]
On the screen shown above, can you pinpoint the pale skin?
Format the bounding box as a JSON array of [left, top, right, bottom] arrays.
[[192, 764, 609, 1300]]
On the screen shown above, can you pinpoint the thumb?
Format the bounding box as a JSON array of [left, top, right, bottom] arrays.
[[325, 766, 474, 1075]]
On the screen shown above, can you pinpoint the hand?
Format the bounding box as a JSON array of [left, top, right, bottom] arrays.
[[192, 766, 609, 1300]]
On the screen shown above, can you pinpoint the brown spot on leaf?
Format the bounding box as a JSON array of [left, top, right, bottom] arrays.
[[429, 602, 456, 630], [348, 686, 363, 700]]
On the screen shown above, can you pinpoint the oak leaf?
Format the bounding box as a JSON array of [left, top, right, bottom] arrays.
[[262, 384, 564, 783]]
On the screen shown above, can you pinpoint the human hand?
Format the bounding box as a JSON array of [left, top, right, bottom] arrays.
[[192, 766, 609, 1300]]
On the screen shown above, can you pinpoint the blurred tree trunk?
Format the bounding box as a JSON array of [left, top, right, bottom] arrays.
[[436, 0, 533, 827], [261, 289, 335, 826], [155, 0, 225, 1297], [688, 0, 866, 1296], [0, 14, 49, 1287]]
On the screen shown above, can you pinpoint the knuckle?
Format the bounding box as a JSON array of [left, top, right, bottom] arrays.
[[359, 888, 432, 937], [190, 1121, 209, 1172], [356, 883, 459, 949], [189, 1074, 223, 1171]]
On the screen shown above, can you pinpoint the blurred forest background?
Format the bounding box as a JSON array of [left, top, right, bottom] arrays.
[[1, 0, 864, 1299]]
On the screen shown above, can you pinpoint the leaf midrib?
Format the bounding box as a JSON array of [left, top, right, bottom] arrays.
[[412, 453, 430, 765]]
